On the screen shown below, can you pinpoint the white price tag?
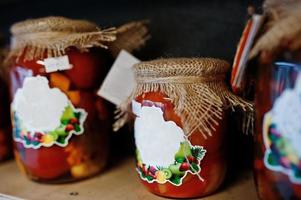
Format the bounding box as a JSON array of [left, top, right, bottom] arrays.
[[98, 50, 140, 105], [43, 56, 73, 73]]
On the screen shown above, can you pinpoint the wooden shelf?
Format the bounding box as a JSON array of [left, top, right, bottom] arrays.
[[0, 158, 259, 200]]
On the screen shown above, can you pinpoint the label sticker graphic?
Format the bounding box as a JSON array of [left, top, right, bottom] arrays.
[[12, 76, 87, 149], [133, 100, 206, 186], [263, 74, 301, 184]]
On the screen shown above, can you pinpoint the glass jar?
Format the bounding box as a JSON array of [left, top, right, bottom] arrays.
[[9, 47, 111, 183], [124, 58, 252, 198], [0, 77, 12, 162], [254, 50, 301, 200], [133, 92, 227, 198]]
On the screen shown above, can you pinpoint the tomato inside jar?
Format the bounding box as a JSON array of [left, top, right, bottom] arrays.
[[9, 47, 111, 183]]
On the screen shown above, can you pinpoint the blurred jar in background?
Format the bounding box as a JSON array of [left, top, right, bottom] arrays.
[[0, 47, 12, 162], [250, 1, 301, 199], [0, 83, 11, 162]]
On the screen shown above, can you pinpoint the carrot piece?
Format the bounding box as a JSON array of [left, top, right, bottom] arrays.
[[67, 91, 81, 106], [50, 73, 71, 92]]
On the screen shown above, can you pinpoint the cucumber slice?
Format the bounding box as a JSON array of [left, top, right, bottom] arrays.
[[55, 126, 68, 136], [162, 169, 172, 179], [169, 163, 185, 176]]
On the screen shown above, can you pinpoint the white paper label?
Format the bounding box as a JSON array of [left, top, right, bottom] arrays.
[[98, 50, 140, 105], [133, 101, 185, 167], [13, 76, 69, 132], [12, 75, 87, 149], [271, 74, 301, 157], [43, 56, 73, 73], [263, 74, 301, 184]]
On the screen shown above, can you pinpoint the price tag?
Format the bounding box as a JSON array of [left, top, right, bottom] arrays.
[[43, 56, 73, 73], [98, 50, 140, 105]]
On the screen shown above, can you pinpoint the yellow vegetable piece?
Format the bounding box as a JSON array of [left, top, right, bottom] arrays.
[[287, 153, 299, 165], [67, 91, 81, 106], [155, 171, 166, 184], [50, 73, 71, 92], [42, 134, 55, 145], [71, 161, 100, 178]]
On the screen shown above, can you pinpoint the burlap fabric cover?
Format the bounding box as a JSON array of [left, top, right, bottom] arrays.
[[9, 16, 149, 61], [115, 58, 253, 138], [250, 0, 301, 59]]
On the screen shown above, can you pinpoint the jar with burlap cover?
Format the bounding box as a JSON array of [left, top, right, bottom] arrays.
[[250, 0, 301, 60], [8, 16, 149, 61], [115, 58, 253, 138], [6, 16, 149, 183], [249, 1, 301, 199]]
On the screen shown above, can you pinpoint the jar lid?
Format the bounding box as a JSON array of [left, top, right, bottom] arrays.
[[250, 1, 301, 59], [9, 16, 149, 61], [115, 58, 253, 138], [11, 16, 99, 35], [134, 58, 230, 79]]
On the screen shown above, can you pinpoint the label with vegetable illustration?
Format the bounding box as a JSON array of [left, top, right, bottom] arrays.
[[263, 74, 301, 184], [133, 100, 206, 186], [12, 76, 87, 149]]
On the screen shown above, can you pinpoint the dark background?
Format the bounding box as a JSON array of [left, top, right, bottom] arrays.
[[0, 0, 262, 61], [0, 0, 262, 183]]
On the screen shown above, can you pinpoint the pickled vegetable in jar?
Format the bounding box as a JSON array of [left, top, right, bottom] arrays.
[[254, 57, 301, 200], [8, 16, 149, 183], [0, 47, 12, 162], [7, 17, 119, 183], [115, 58, 253, 198], [0, 77, 12, 162], [249, 1, 301, 199]]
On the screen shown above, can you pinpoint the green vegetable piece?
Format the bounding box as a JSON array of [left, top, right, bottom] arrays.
[[175, 157, 185, 163], [61, 105, 75, 121], [169, 163, 185, 176], [49, 132, 59, 140], [55, 126, 68, 136], [61, 119, 69, 125], [175, 142, 192, 162], [162, 168, 172, 179]]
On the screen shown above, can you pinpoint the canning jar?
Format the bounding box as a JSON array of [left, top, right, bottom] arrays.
[[254, 50, 301, 200], [7, 17, 117, 183], [116, 58, 252, 198], [248, 1, 301, 198], [0, 77, 12, 162]]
